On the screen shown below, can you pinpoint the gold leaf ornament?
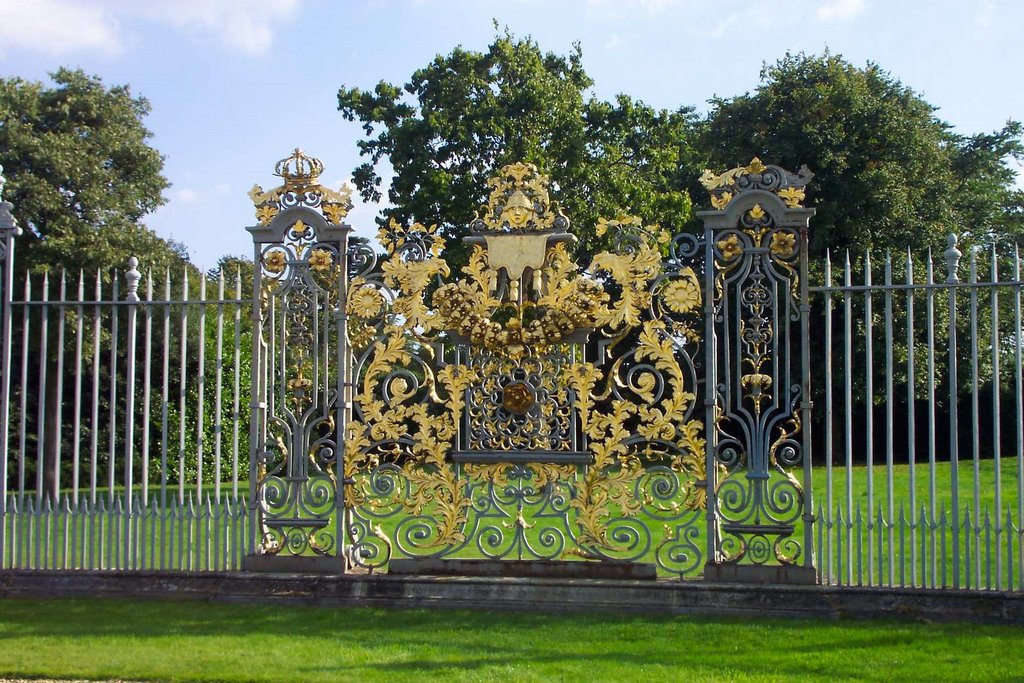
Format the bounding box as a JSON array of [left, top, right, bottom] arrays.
[[710, 191, 732, 210], [661, 268, 702, 314], [717, 235, 743, 260], [745, 157, 767, 174], [322, 203, 348, 223], [777, 187, 805, 208], [255, 204, 278, 225], [589, 216, 662, 331], [248, 183, 281, 206], [308, 248, 334, 272], [348, 284, 385, 318], [769, 231, 797, 258], [263, 250, 287, 274], [699, 167, 747, 190]]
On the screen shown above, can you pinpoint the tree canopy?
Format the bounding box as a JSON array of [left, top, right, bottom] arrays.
[[338, 30, 698, 265], [698, 52, 1024, 260], [0, 68, 188, 276]]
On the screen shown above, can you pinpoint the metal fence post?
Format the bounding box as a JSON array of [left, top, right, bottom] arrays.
[[0, 166, 22, 568], [703, 202, 720, 566], [799, 220, 815, 575], [123, 257, 141, 568], [335, 222, 351, 570], [247, 239, 265, 559], [944, 234, 962, 588]]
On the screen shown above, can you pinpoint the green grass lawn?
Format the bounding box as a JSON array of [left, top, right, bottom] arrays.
[[808, 458, 1024, 589], [811, 457, 1023, 517], [0, 598, 1021, 682]]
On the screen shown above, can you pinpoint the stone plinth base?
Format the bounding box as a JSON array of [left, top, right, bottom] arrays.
[[389, 559, 658, 580], [242, 554, 345, 574], [703, 563, 817, 585], [3, 569, 1023, 624]]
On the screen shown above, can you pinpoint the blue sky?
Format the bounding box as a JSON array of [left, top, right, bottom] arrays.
[[0, 0, 1021, 270]]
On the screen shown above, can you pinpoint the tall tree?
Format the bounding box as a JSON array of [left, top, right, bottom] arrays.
[[698, 52, 1024, 260], [698, 53, 1024, 460], [0, 69, 193, 498], [948, 121, 1024, 249], [0, 68, 188, 275], [338, 30, 698, 265]]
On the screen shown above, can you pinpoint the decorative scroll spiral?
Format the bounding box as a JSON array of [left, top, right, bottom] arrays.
[[343, 163, 708, 576]]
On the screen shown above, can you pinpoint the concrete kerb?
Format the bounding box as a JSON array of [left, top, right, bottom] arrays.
[[1, 570, 1022, 625]]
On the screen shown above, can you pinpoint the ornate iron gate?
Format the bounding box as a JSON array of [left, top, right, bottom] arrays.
[[700, 160, 816, 583], [246, 150, 352, 569], [245, 152, 816, 581]]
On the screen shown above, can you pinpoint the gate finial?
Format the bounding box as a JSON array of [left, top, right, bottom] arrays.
[[944, 233, 962, 284], [274, 148, 325, 191], [247, 149, 353, 227], [0, 164, 20, 238]]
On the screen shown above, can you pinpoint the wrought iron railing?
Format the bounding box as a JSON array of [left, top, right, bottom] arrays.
[[1, 157, 1022, 591], [810, 239, 1024, 589], [0, 258, 253, 570]]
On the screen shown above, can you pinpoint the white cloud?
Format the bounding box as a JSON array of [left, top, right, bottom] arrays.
[[0, 0, 121, 57], [132, 0, 302, 56], [175, 188, 201, 204], [0, 0, 302, 59], [816, 0, 866, 22], [689, 5, 785, 40], [172, 183, 230, 204], [604, 33, 624, 50], [705, 12, 739, 39], [975, 0, 995, 28]]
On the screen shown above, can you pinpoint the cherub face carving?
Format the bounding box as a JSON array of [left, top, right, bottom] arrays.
[[501, 190, 534, 228]]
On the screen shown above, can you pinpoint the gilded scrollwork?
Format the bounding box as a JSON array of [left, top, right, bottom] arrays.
[[700, 157, 813, 213], [343, 162, 707, 575], [245, 152, 816, 579]]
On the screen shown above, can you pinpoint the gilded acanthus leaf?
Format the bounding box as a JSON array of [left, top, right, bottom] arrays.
[[777, 186, 805, 208]]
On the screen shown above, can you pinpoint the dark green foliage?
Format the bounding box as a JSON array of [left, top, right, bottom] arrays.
[[948, 121, 1024, 249], [699, 52, 1024, 260], [0, 68, 189, 275], [208, 255, 256, 298], [338, 30, 697, 266]]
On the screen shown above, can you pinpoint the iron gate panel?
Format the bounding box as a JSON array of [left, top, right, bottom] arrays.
[[247, 150, 352, 561], [700, 159, 816, 582], [243, 154, 816, 580], [341, 163, 708, 576]]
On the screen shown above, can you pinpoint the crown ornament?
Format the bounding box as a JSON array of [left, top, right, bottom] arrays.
[[274, 148, 325, 192], [248, 149, 352, 225]]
